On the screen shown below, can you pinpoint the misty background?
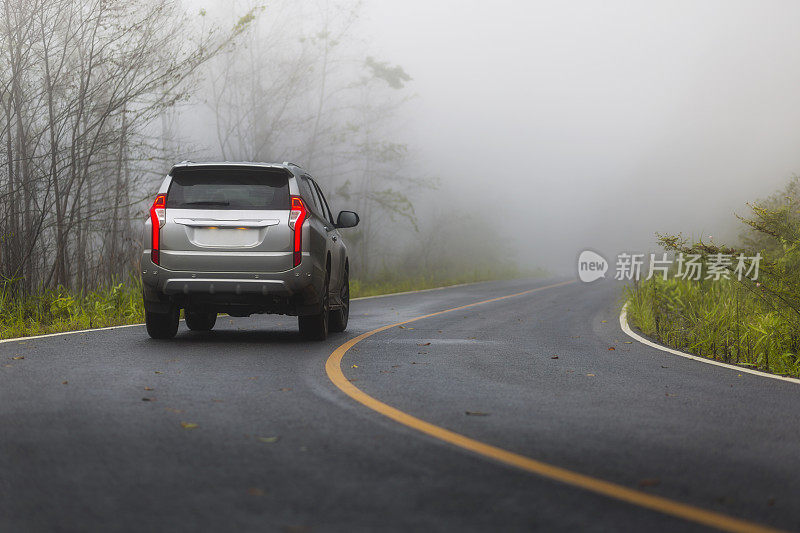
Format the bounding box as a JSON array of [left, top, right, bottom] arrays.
[[184, 0, 800, 271], [357, 0, 800, 270], [3, 0, 800, 293]]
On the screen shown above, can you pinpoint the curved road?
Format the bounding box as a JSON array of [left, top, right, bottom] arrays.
[[2, 278, 799, 532]]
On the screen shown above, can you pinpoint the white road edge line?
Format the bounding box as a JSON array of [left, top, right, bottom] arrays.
[[0, 279, 507, 345], [619, 301, 800, 385]]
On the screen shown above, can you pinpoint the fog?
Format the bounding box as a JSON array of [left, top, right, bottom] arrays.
[[174, 0, 800, 273], [4, 0, 799, 292], [357, 0, 800, 271]]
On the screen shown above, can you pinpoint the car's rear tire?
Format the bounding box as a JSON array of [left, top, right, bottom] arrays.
[[299, 274, 329, 341], [185, 309, 217, 331], [329, 270, 349, 333], [145, 306, 179, 339]]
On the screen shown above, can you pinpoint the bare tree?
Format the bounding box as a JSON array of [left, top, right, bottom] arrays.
[[0, 0, 256, 295], [199, 0, 433, 278]]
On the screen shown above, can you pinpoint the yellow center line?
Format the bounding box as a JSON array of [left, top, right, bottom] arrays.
[[325, 280, 783, 533]]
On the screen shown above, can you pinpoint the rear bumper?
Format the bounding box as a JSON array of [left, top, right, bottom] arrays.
[[162, 278, 288, 296], [140, 252, 323, 316]]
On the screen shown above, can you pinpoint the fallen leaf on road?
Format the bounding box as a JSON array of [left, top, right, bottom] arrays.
[[437, 330, 442, 333], [551, 356, 559, 359], [144, 387, 153, 391], [639, 478, 660, 488], [601, 320, 607, 323], [154, 371, 162, 374], [465, 411, 489, 416], [180, 422, 198, 429], [608, 347, 616, 351], [258, 436, 280, 443], [279, 387, 292, 392], [247, 487, 266, 496], [392, 365, 400, 368], [587, 373, 596, 377], [417, 342, 431, 346], [624, 341, 632, 344], [142, 397, 155, 402], [661, 365, 668, 369], [62, 380, 68, 385], [351, 364, 358, 368], [11, 356, 24, 360], [417, 351, 427, 355], [407, 327, 415, 330], [398, 326, 406, 329]]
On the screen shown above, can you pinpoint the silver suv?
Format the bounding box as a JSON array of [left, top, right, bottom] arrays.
[[140, 162, 359, 340]]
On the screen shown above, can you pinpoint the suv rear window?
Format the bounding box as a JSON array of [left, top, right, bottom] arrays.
[[166, 167, 290, 210]]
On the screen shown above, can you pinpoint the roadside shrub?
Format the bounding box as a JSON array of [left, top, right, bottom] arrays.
[[625, 176, 800, 377], [0, 278, 145, 340]]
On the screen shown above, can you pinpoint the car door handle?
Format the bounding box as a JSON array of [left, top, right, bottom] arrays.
[[332, 235, 338, 242]]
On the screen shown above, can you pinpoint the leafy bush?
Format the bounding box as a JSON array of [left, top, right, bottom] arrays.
[[625, 277, 800, 376], [0, 278, 145, 340], [626, 176, 800, 377]]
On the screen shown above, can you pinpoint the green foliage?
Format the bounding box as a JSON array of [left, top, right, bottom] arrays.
[[232, 7, 263, 34], [625, 277, 800, 377], [364, 57, 412, 89], [0, 278, 145, 340], [626, 176, 800, 377]]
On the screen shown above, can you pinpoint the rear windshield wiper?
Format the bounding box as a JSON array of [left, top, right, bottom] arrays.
[[180, 201, 230, 206]]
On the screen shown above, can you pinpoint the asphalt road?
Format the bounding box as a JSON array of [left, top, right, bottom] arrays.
[[2, 278, 800, 532]]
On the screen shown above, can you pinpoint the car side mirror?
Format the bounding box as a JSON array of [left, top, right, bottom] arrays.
[[336, 210, 359, 228]]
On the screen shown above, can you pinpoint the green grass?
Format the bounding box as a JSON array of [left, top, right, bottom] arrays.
[[622, 175, 800, 379], [624, 277, 800, 378], [0, 266, 541, 341], [0, 278, 146, 340]]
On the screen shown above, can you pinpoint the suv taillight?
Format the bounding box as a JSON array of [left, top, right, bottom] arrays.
[[288, 195, 307, 267], [150, 194, 166, 265]]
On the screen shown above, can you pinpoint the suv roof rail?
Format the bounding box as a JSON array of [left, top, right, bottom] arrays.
[[282, 161, 303, 169]]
